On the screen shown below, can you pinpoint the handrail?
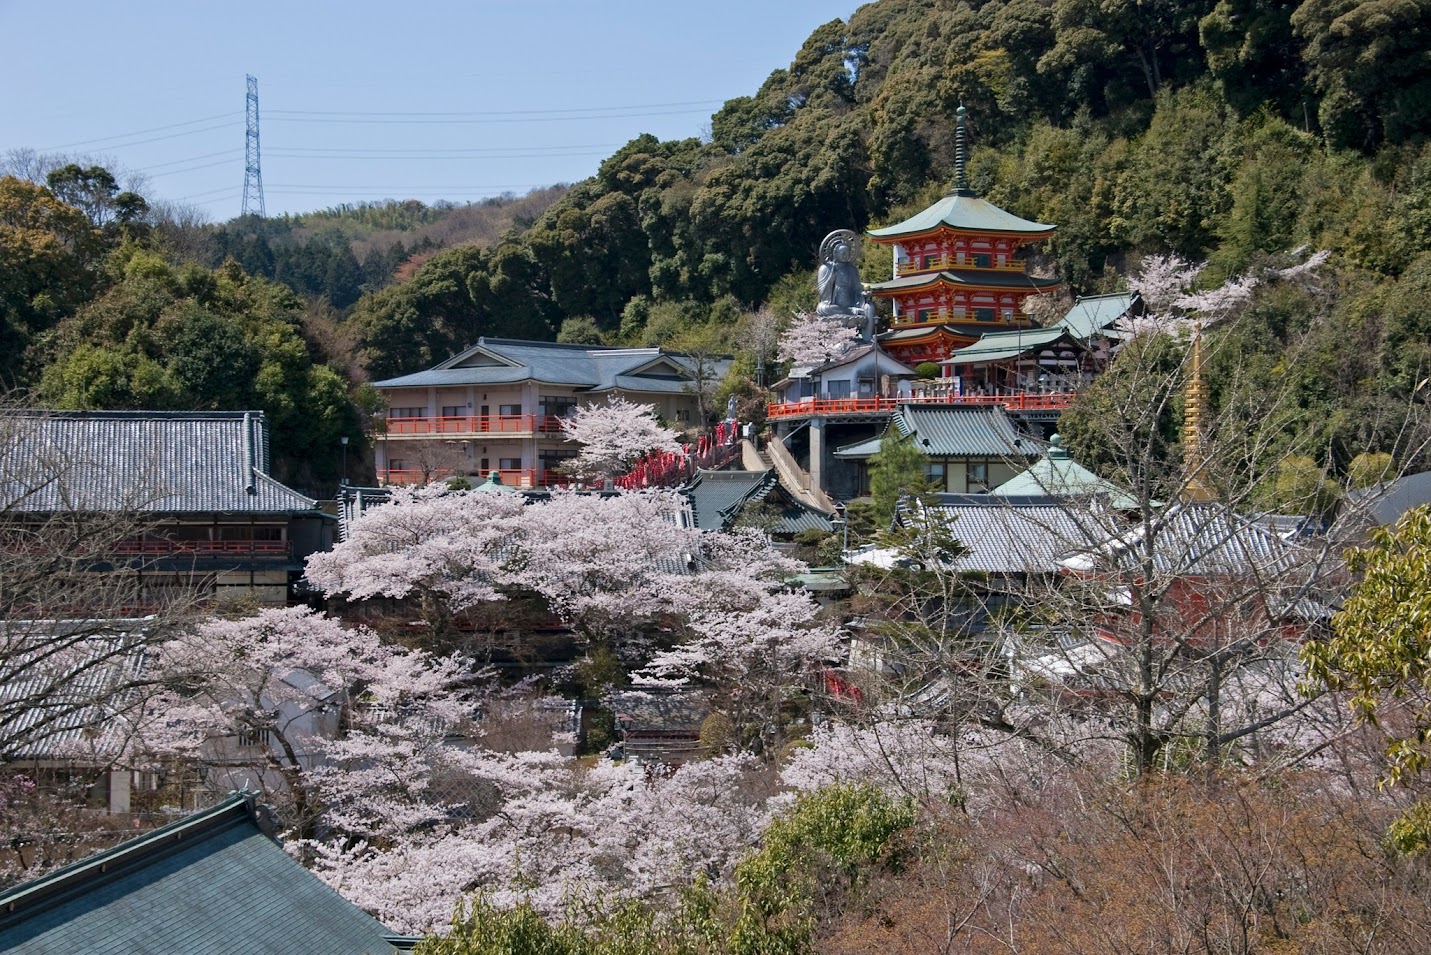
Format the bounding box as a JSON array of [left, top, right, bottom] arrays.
[[766, 392, 1075, 419], [113, 540, 291, 556], [380, 468, 571, 488], [384, 414, 564, 436], [894, 256, 1025, 277]]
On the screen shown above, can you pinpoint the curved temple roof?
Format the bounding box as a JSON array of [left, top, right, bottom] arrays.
[[868, 191, 1056, 240]]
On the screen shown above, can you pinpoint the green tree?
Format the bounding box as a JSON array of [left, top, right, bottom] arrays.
[[868, 432, 937, 529], [1304, 506, 1431, 784]]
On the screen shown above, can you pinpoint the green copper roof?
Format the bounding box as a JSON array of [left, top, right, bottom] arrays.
[[869, 269, 1061, 294], [834, 405, 1032, 459], [991, 434, 1139, 509], [943, 327, 1069, 365], [868, 191, 1056, 239], [0, 794, 408, 954], [1055, 292, 1138, 339]]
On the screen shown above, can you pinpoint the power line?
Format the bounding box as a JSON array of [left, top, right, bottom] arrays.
[[265, 107, 716, 126], [264, 151, 611, 162], [148, 157, 243, 179], [268, 142, 617, 155], [265, 99, 722, 118], [38, 112, 240, 150]]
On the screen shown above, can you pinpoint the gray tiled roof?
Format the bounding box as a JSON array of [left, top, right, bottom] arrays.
[[0, 411, 317, 515], [0, 794, 406, 954], [1063, 504, 1300, 576], [896, 496, 1092, 574], [834, 405, 1032, 460], [894, 404, 1032, 457], [683, 469, 833, 535], [0, 622, 150, 762], [371, 337, 731, 391]]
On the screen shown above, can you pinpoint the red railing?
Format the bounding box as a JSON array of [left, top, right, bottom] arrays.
[[766, 391, 1075, 419], [113, 539, 291, 556], [380, 468, 572, 489], [384, 414, 564, 436]]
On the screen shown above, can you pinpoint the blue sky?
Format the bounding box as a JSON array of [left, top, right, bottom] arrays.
[[1, 1, 859, 221]]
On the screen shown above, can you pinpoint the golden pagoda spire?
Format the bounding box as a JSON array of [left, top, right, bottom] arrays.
[[1182, 327, 1216, 502]]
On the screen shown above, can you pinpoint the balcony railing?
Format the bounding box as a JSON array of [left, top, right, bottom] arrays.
[[384, 414, 564, 436], [894, 256, 1025, 277], [112, 539, 292, 557], [380, 468, 572, 488], [766, 391, 1075, 420]]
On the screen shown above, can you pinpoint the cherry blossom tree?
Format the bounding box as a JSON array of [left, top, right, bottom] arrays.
[[139, 606, 483, 840], [638, 529, 840, 757], [305, 484, 527, 637], [776, 310, 859, 367], [558, 396, 682, 484], [503, 488, 698, 650]]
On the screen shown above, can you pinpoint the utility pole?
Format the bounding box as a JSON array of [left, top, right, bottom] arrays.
[[242, 74, 266, 218]]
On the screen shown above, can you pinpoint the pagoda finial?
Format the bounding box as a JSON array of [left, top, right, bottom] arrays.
[[954, 103, 971, 195]]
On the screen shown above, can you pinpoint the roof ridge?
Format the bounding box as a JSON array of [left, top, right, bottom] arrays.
[[0, 410, 268, 421], [0, 794, 257, 925]]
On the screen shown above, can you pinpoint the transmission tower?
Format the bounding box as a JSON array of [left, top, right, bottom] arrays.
[[241, 74, 266, 218]]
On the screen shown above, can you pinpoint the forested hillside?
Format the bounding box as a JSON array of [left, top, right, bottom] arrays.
[[4, 0, 1431, 486]]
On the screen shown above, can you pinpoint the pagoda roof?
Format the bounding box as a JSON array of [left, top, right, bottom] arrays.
[[868, 190, 1056, 241], [868, 269, 1062, 295], [880, 325, 972, 344], [991, 434, 1140, 509]]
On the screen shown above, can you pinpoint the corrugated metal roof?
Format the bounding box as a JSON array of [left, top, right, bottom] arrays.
[[1056, 292, 1138, 339], [0, 794, 406, 954], [869, 269, 1062, 293], [0, 411, 317, 514], [868, 192, 1056, 238], [371, 337, 731, 392]]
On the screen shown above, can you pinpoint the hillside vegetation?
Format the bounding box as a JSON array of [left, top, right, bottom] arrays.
[[4, 0, 1431, 487]]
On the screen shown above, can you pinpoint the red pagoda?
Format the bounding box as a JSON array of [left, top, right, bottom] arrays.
[[867, 106, 1062, 368]]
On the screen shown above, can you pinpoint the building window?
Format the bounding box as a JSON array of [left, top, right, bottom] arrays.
[[388, 458, 407, 472], [441, 405, 464, 418], [967, 462, 989, 490], [918, 307, 935, 323], [972, 253, 992, 268], [540, 449, 578, 471], [498, 404, 522, 416], [389, 407, 425, 418], [826, 380, 851, 399], [675, 409, 691, 423], [926, 462, 946, 486], [237, 727, 272, 748], [540, 395, 578, 418], [499, 457, 522, 471], [479, 457, 490, 472], [974, 307, 996, 322]]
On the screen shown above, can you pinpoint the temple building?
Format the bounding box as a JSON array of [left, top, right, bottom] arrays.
[[867, 106, 1062, 368]]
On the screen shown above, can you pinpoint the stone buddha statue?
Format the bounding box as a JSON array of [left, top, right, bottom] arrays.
[[816, 229, 876, 340]]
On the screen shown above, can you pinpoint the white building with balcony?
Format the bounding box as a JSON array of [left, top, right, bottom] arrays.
[[369, 338, 728, 487]]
